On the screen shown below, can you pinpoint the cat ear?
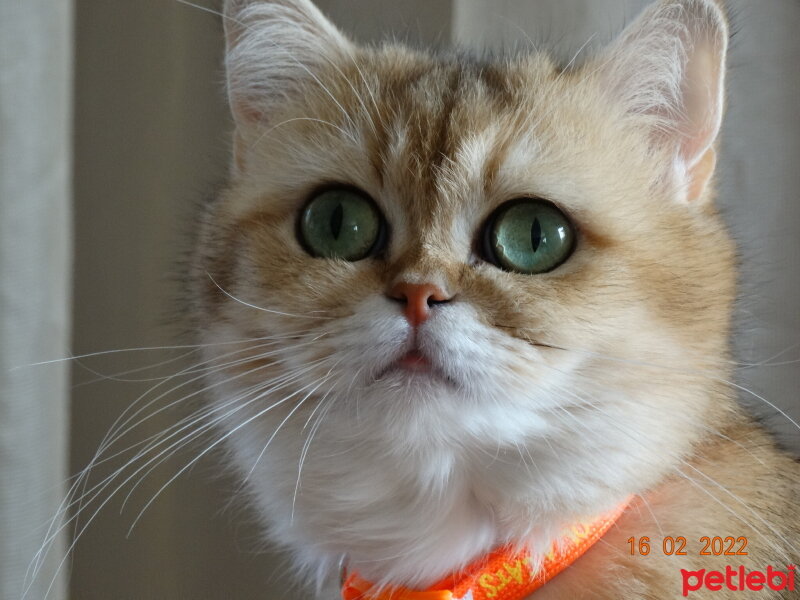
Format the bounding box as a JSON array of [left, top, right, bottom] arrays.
[[222, 0, 353, 127], [597, 0, 728, 201]]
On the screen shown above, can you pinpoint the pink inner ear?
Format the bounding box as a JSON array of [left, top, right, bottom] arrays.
[[687, 148, 717, 201], [676, 35, 725, 201], [678, 39, 724, 170]]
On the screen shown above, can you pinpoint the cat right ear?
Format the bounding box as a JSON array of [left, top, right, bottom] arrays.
[[596, 0, 728, 202], [222, 0, 352, 128]]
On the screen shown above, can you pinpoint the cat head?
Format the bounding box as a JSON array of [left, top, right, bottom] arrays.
[[193, 0, 734, 587]]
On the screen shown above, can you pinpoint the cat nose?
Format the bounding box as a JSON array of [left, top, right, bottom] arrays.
[[387, 282, 453, 327]]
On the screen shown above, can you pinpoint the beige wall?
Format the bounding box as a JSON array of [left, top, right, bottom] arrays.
[[70, 1, 799, 599], [71, 1, 254, 597]]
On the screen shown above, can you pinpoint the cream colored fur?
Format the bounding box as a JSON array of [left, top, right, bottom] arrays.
[[187, 1, 800, 597]]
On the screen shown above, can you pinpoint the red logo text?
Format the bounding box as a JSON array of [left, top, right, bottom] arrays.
[[681, 565, 796, 596]]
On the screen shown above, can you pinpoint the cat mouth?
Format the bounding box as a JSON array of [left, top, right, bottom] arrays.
[[397, 349, 431, 371], [373, 346, 452, 384]]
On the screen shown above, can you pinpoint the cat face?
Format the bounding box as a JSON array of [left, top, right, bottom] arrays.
[[191, 0, 735, 587]]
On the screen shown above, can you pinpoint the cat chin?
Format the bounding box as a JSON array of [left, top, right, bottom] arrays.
[[210, 359, 658, 591], [202, 302, 697, 590]]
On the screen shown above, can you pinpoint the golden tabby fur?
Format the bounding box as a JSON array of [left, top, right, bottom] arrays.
[[189, 0, 799, 597]]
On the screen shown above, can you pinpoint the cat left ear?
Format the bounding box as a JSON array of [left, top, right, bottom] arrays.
[[222, 0, 353, 127], [597, 0, 728, 201]]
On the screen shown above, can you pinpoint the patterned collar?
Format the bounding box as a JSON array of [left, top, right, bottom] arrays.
[[341, 502, 629, 600]]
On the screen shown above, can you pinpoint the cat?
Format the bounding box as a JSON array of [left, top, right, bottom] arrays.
[[186, 0, 800, 597]]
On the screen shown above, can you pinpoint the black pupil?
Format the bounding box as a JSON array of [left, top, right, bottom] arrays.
[[531, 217, 542, 252], [330, 202, 344, 240]]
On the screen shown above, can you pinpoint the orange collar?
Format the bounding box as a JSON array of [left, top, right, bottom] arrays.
[[341, 501, 628, 600]]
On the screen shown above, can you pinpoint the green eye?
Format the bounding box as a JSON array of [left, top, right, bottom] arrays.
[[483, 199, 575, 274], [299, 188, 384, 261]]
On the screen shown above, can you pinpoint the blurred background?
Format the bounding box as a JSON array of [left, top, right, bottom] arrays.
[[1, 1, 798, 599]]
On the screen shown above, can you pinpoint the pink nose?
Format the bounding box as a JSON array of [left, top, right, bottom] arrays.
[[387, 282, 452, 327]]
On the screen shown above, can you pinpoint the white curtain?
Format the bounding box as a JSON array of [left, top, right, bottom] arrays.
[[0, 1, 73, 600]]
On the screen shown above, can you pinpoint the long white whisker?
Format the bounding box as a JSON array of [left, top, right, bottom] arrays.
[[127, 361, 340, 535], [29, 357, 329, 595], [173, 0, 228, 21], [292, 384, 340, 520], [207, 272, 332, 320], [251, 116, 358, 150], [72, 348, 201, 386], [242, 358, 343, 486], [27, 342, 283, 592], [550, 384, 797, 562], [29, 338, 323, 593], [514, 336, 800, 433], [94, 331, 325, 460], [723, 378, 800, 433], [14, 333, 289, 369], [121, 356, 334, 509]]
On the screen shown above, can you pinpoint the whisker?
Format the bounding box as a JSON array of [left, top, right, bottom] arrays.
[[73, 341, 328, 527], [28, 337, 326, 594], [735, 342, 800, 369], [29, 356, 329, 596], [173, 0, 228, 21], [250, 116, 358, 150], [207, 272, 333, 320], [91, 340, 285, 460], [508, 331, 800, 432], [28, 341, 290, 592], [77, 358, 323, 523], [633, 493, 665, 538], [242, 358, 343, 486], [72, 348, 200, 385], [292, 383, 341, 520], [122, 356, 334, 509], [71, 328, 321, 386], [13, 333, 290, 370], [128, 361, 340, 536], [722, 378, 800, 433], [548, 384, 798, 563], [93, 331, 325, 458]]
